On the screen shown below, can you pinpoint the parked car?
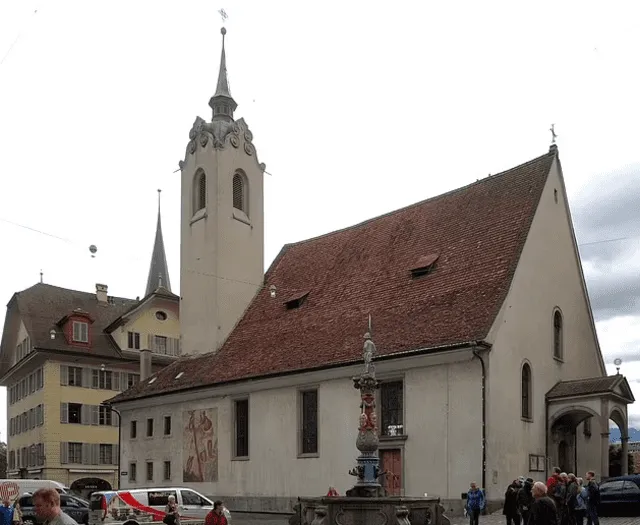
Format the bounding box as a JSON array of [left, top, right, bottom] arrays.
[[19, 493, 89, 525], [597, 474, 640, 516]]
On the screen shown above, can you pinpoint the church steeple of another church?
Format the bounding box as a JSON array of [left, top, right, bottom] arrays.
[[145, 189, 172, 296], [209, 27, 238, 123]]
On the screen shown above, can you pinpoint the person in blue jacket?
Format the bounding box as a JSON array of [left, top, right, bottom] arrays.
[[466, 482, 486, 525], [0, 499, 14, 525]]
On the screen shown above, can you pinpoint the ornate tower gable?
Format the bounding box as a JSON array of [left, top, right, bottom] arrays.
[[181, 116, 265, 173]]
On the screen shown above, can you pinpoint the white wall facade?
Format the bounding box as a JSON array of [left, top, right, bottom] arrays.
[[117, 349, 482, 511], [483, 155, 607, 499]]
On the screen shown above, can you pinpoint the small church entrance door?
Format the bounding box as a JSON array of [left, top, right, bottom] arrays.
[[380, 449, 402, 496]]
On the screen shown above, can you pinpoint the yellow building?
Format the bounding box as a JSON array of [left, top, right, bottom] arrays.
[[0, 193, 180, 495]]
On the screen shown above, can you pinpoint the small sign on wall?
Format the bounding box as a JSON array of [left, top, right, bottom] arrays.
[[529, 454, 546, 472]]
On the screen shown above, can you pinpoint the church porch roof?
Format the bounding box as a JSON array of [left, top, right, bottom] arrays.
[[110, 148, 559, 404]]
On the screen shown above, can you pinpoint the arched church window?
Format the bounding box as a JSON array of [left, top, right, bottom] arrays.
[[232, 172, 247, 213], [553, 309, 563, 360], [194, 170, 206, 213], [521, 362, 532, 420]]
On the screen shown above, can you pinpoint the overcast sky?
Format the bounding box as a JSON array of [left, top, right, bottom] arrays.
[[1, 1, 640, 441]]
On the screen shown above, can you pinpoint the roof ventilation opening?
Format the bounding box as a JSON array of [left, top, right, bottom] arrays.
[[175, 372, 184, 380], [409, 253, 440, 279], [284, 290, 310, 310]]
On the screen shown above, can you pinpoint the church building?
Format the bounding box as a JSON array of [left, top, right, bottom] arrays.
[[109, 27, 635, 514]]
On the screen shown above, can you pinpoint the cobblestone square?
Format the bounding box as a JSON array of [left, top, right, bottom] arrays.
[[230, 511, 640, 525]]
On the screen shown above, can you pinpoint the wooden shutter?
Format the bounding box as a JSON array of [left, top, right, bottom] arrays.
[[81, 443, 91, 465], [81, 405, 91, 425], [119, 372, 127, 391], [112, 410, 119, 427], [82, 367, 91, 388], [60, 403, 68, 424], [39, 404, 44, 426], [113, 444, 119, 465], [60, 442, 68, 464], [91, 444, 99, 465], [113, 371, 120, 391], [147, 333, 153, 351], [91, 405, 99, 425], [91, 369, 98, 389], [60, 365, 68, 386]]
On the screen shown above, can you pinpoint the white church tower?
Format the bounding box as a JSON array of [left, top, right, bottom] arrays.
[[179, 27, 265, 355]]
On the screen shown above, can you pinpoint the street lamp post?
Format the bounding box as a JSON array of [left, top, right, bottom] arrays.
[[100, 402, 121, 490]]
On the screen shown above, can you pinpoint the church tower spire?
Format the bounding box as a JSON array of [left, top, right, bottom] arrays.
[[179, 25, 265, 356], [208, 27, 237, 123], [145, 189, 172, 296]]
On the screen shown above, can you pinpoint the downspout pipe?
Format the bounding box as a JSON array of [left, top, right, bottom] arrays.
[[472, 347, 488, 494]]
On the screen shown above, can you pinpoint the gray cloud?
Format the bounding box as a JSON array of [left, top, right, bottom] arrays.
[[572, 163, 640, 321]]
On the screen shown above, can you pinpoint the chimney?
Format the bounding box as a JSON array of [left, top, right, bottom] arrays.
[[140, 348, 152, 381], [96, 284, 108, 304]]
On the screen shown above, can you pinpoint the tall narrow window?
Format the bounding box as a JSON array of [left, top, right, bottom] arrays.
[[553, 310, 563, 360], [380, 381, 404, 436], [300, 389, 318, 455], [195, 170, 206, 213], [234, 399, 249, 458], [521, 362, 532, 420], [232, 173, 246, 212]]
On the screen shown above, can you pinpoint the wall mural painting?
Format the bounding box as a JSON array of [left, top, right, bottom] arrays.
[[183, 408, 218, 482]]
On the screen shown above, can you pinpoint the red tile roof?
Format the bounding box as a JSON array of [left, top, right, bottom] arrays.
[[110, 149, 557, 403]]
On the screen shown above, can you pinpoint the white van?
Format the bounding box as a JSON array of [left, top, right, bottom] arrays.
[[89, 488, 231, 525], [0, 480, 69, 500]]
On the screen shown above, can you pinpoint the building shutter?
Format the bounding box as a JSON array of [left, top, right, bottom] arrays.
[[60, 442, 68, 464], [91, 369, 98, 389], [60, 365, 68, 386], [119, 372, 127, 392], [112, 410, 119, 427], [91, 444, 99, 465], [90, 405, 99, 425], [80, 405, 91, 425], [39, 404, 44, 426], [82, 367, 91, 388], [113, 444, 119, 465], [113, 372, 120, 391], [38, 444, 44, 466], [60, 403, 68, 424], [81, 443, 91, 465]]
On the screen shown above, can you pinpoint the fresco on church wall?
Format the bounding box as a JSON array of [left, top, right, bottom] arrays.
[[183, 408, 218, 482]]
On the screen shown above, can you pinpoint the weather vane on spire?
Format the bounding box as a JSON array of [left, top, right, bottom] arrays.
[[219, 8, 228, 25], [550, 123, 557, 145]]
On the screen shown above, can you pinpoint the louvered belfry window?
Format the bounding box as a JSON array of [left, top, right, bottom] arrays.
[[232, 173, 245, 212], [195, 170, 206, 212], [300, 390, 318, 454]]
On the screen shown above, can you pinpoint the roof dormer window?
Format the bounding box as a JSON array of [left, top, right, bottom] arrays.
[[409, 253, 440, 279], [72, 321, 89, 343], [284, 290, 309, 310]]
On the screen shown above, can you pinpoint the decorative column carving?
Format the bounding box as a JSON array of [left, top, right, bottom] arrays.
[[621, 436, 629, 476], [346, 327, 385, 498]]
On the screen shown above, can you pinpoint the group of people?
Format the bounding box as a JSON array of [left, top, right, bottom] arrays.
[[164, 494, 228, 525], [0, 489, 77, 525], [502, 468, 601, 525], [466, 467, 601, 525]]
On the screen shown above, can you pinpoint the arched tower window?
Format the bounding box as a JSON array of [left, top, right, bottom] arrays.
[[194, 170, 206, 213], [553, 309, 563, 361], [521, 362, 532, 420], [232, 172, 247, 213]]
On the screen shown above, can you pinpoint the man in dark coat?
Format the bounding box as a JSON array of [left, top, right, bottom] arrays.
[[517, 478, 535, 525], [503, 478, 522, 525], [530, 481, 558, 525]]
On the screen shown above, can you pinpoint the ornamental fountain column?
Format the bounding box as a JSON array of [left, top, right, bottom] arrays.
[[347, 329, 385, 498]]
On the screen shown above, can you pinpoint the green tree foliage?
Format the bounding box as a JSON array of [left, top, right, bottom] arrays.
[[0, 442, 6, 478], [609, 444, 635, 476]]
